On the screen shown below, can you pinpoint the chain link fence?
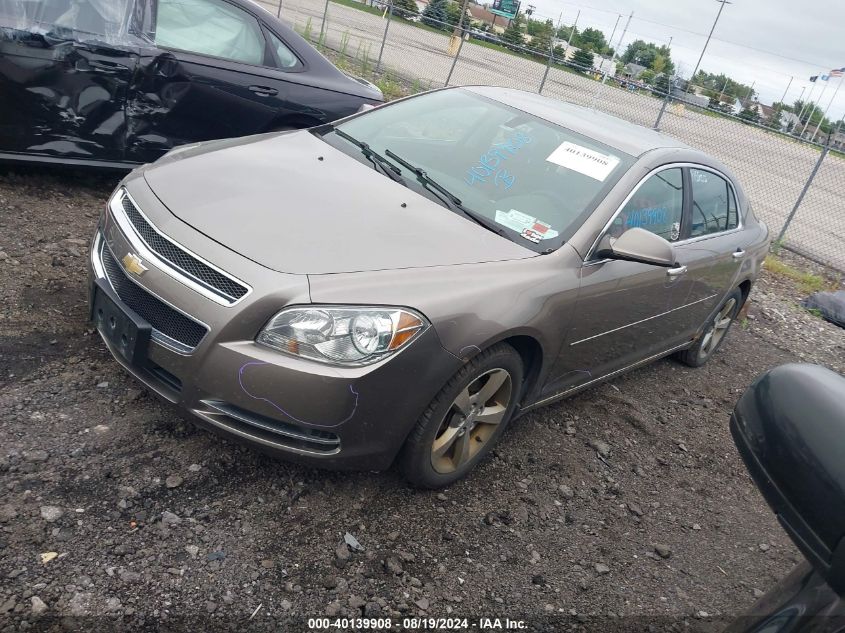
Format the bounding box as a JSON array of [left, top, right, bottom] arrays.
[[261, 0, 845, 273]]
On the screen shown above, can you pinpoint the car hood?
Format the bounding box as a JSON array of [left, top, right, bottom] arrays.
[[142, 131, 534, 275]]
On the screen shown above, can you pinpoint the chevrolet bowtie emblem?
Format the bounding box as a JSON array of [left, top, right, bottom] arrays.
[[122, 253, 148, 276]]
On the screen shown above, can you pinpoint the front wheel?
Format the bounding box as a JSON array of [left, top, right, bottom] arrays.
[[399, 344, 523, 488], [676, 288, 743, 367]]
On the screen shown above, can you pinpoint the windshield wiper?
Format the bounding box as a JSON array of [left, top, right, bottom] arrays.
[[383, 149, 509, 239], [331, 128, 403, 183]]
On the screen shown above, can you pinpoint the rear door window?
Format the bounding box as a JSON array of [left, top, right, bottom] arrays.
[[690, 168, 737, 237], [155, 0, 266, 66]]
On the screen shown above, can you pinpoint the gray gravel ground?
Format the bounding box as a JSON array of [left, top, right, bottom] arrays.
[[1, 168, 843, 632]]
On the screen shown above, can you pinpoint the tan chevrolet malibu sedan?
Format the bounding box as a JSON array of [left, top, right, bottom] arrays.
[[89, 86, 769, 487]]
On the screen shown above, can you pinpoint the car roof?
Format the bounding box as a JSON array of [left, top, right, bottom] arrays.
[[464, 86, 691, 157]]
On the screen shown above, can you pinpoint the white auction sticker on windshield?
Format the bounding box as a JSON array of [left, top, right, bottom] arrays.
[[546, 142, 620, 181], [495, 209, 560, 241]]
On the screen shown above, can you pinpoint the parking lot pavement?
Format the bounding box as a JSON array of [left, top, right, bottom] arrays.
[[257, 0, 845, 272], [1, 169, 843, 625]]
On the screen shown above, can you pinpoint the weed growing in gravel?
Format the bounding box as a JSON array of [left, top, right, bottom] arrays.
[[299, 17, 313, 41], [764, 255, 829, 294], [376, 73, 405, 99]]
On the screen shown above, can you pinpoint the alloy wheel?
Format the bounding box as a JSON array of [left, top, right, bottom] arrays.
[[698, 297, 737, 361], [430, 368, 513, 474]]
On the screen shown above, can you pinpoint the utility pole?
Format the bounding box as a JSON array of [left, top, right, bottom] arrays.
[[743, 80, 755, 108], [811, 76, 843, 142], [455, 0, 471, 32], [566, 9, 581, 47], [798, 78, 819, 123], [565, 9, 579, 55], [595, 10, 632, 99], [687, 0, 732, 93], [606, 13, 621, 60], [803, 78, 830, 136], [778, 76, 793, 108], [718, 76, 729, 103]]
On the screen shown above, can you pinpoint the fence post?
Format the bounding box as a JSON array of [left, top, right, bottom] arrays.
[[775, 125, 838, 245], [376, 0, 393, 72], [538, 50, 553, 95], [653, 80, 674, 131], [319, 0, 330, 42], [445, 28, 465, 86]]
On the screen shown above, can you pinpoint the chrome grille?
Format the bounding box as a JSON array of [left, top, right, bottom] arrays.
[[118, 193, 249, 304], [100, 242, 208, 352]]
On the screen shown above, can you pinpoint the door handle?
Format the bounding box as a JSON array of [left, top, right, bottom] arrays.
[[732, 249, 746, 260], [249, 85, 278, 97], [666, 264, 688, 277]]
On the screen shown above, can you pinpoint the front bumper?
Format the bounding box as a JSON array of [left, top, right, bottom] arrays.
[[88, 182, 462, 470]]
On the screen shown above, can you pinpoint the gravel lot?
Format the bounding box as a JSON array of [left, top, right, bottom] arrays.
[[1, 167, 843, 631]]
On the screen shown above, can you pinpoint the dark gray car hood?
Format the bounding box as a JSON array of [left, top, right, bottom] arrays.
[[142, 131, 534, 275]]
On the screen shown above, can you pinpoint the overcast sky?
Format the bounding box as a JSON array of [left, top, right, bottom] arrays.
[[525, 0, 845, 122]]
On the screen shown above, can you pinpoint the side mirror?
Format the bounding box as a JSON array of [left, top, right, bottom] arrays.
[[731, 364, 845, 596], [595, 227, 675, 267]]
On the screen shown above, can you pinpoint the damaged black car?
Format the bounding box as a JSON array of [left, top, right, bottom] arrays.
[[0, 0, 383, 168]]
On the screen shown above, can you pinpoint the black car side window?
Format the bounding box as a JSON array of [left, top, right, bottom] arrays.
[[690, 168, 737, 237], [266, 30, 301, 70], [610, 168, 684, 242], [155, 0, 266, 66]]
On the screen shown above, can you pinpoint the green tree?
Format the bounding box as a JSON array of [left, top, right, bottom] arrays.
[[738, 105, 759, 123], [445, 0, 462, 27], [578, 27, 609, 54], [525, 17, 545, 36], [639, 69, 656, 85], [529, 19, 553, 54], [654, 72, 671, 95], [392, 0, 418, 18], [421, 0, 448, 29], [622, 40, 674, 74], [571, 47, 595, 71], [556, 24, 577, 41], [502, 12, 525, 47], [766, 108, 783, 130], [693, 70, 751, 104]]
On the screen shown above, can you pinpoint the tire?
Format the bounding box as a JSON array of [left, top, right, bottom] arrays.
[[399, 343, 524, 489], [676, 288, 743, 367]]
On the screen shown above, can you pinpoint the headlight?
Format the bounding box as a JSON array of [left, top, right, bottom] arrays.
[[257, 306, 429, 366]]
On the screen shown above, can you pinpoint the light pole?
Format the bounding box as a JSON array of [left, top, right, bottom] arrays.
[[778, 76, 793, 108], [687, 0, 732, 93]]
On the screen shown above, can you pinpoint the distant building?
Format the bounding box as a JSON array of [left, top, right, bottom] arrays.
[[623, 63, 647, 79], [466, 1, 509, 30], [672, 87, 709, 108], [753, 102, 775, 121], [780, 111, 801, 133]]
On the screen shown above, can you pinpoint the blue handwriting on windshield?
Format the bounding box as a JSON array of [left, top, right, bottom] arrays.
[[464, 132, 532, 189]]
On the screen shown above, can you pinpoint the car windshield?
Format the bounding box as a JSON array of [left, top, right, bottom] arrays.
[[330, 88, 634, 251]]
